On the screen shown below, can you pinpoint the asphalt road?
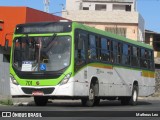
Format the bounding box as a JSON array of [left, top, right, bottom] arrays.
[[0, 98, 160, 120]]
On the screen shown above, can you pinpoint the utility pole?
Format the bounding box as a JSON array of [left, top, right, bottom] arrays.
[[44, 0, 50, 13]]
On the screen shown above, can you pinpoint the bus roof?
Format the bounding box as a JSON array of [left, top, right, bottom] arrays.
[[72, 22, 153, 50]]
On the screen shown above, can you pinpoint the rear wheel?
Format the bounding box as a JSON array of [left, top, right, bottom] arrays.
[[121, 97, 130, 105], [130, 85, 138, 106], [121, 85, 138, 106], [34, 96, 48, 106], [94, 98, 100, 106]]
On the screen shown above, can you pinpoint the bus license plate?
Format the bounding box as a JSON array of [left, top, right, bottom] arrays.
[[32, 91, 44, 96]]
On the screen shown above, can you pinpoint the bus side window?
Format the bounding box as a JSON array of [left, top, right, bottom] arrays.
[[144, 50, 149, 68], [110, 41, 114, 63], [122, 44, 128, 65], [128, 45, 131, 65], [131, 46, 139, 67], [149, 51, 154, 70], [137, 47, 140, 67], [112, 41, 118, 63], [88, 35, 97, 60], [75, 31, 86, 66], [140, 48, 144, 68], [100, 37, 110, 61], [117, 43, 122, 64]]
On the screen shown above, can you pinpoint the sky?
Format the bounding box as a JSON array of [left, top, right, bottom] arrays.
[[0, 0, 160, 32]]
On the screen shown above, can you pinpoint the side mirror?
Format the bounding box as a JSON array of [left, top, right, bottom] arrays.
[[4, 39, 9, 51]]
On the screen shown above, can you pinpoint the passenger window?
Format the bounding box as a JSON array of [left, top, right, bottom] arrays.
[[100, 38, 110, 61], [122, 44, 130, 65], [117, 43, 122, 64], [131, 46, 139, 66], [88, 35, 97, 60], [112, 41, 118, 63], [140, 49, 147, 68], [75, 31, 86, 67]]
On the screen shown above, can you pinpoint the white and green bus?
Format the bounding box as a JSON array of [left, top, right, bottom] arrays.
[[10, 21, 155, 106]]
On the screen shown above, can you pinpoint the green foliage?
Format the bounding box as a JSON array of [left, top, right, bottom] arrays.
[[0, 99, 13, 106]]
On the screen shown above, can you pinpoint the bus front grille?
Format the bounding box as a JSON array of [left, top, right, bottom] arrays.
[[21, 87, 55, 94]]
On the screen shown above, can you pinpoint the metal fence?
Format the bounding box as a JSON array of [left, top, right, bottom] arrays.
[[0, 54, 10, 99]]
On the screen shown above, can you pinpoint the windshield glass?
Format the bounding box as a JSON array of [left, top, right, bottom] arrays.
[[13, 36, 71, 72]]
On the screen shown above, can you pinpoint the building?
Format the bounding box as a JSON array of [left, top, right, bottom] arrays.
[[62, 0, 144, 41], [145, 30, 160, 67], [0, 6, 65, 49]]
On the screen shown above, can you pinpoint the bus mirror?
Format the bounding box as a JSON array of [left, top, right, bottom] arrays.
[[4, 39, 9, 51], [78, 35, 83, 50]]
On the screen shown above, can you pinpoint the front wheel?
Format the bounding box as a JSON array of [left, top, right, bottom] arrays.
[[34, 96, 48, 106], [81, 84, 95, 107]]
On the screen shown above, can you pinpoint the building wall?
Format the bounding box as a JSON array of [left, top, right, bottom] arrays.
[[81, 22, 138, 40], [63, 0, 144, 41], [0, 6, 65, 47], [0, 54, 10, 98], [66, 0, 136, 11], [0, 7, 26, 47], [63, 10, 141, 40]]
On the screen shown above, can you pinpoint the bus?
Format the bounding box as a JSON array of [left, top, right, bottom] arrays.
[[10, 21, 155, 106]]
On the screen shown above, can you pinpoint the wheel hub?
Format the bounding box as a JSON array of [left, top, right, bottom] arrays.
[[89, 88, 94, 100]]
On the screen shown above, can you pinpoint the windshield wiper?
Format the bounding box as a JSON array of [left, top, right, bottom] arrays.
[[45, 33, 57, 48]]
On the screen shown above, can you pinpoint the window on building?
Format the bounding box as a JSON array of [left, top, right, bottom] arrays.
[[113, 4, 125, 11], [125, 5, 131, 11], [95, 4, 107, 11], [105, 27, 126, 37], [83, 7, 89, 10]]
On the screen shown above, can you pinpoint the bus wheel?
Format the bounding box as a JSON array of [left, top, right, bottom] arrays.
[[120, 97, 130, 105], [94, 98, 100, 106], [34, 96, 48, 106], [81, 84, 95, 107], [81, 98, 87, 106], [130, 85, 138, 106]]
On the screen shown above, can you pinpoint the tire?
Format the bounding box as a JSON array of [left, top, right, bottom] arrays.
[[121, 97, 130, 105], [34, 96, 48, 106], [94, 98, 100, 106], [81, 98, 87, 106], [130, 85, 138, 106], [120, 85, 138, 106], [81, 84, 95, 107]]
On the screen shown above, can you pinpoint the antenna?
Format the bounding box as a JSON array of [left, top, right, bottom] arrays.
[[43, 0, 50, 13]]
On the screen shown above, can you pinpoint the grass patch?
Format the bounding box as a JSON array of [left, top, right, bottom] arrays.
[[0, 99, 13, 106]]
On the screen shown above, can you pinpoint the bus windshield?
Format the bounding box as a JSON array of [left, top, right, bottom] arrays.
[[13, 36, 71, 72]]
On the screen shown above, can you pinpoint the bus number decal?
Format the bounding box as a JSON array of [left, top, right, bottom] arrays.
[[26, 81, 32, 86]]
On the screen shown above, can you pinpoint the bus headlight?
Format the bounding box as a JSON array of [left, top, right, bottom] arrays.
[[10, 75, 19, 85], [60, 73, 72, 85]]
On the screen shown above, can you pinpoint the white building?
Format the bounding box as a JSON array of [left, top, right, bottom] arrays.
[[62, 0, 145, 41]]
